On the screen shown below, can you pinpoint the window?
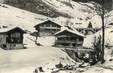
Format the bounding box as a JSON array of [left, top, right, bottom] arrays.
[[11, 33, 21, 38], [46, 24, 50, 27], [9, 33, 22, 43]]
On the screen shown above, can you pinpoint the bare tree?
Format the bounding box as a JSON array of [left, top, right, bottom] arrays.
[[100, 0, 105, 63], [83, 0, 106, 64]]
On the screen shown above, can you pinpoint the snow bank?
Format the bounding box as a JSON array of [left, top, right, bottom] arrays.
[[0, 34, 75, 73], [83, 66, 113, 73], [40, 0, 102, 28], [37, 36, 56, 46], [83, 35, 96, 49], [0, 46, 75, 73]]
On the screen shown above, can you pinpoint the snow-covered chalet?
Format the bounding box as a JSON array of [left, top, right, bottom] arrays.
[[0, 26, 26, 50], [54, 29, 84, 48], [34, 20, 62, 36]]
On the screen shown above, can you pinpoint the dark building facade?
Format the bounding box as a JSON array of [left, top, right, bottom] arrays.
[[54, 29, 84, 48], [0, 26, 25, 50], [34, 20, 62, 36]]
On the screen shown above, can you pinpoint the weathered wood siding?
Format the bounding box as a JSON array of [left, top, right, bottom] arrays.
[[0, 28, 25, 50], [35, 21, 61, 36], [0, 34, 7, 46], [6, 31, 24, 50], [55, 31, 84, 48], [6, 43, 24, 50]]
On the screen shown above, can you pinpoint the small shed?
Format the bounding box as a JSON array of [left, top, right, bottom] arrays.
[[0, 26, 26, 50], [54, 29, 84, 48], [34, 20, 62, 36]]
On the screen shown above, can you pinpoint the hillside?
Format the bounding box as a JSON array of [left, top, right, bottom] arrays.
[[0, 0, 103, 30], [0, 3, 49, 32], [0, 0, 102, 23]]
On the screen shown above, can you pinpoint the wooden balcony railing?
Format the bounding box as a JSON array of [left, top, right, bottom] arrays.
[[55, 40, 83, 44], [39, 26, 60, 29]]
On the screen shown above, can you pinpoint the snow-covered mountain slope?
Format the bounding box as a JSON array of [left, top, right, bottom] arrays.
[[0, 3, 49, 32], [38, 0, 98, 18], [1, 0, 102, 28], [42, 0, 102, 28]]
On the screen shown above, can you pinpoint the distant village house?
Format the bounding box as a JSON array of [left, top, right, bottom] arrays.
[[0, 26, 26, 50], [54, 29, 84, 48], [34, 20, 62, 36], [75, 22, 100, 35]]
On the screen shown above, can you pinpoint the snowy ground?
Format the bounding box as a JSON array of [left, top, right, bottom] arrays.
[[0, 34, 76, 73], [37, 36, 56, 46], [0, 46, 76, 73], [0, 32, 113, 73]]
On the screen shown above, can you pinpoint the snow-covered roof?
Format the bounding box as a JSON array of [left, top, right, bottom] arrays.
[[0, 4, 48, 32], [34, 19, 62, 27], [55, 28, 85, 37], [0, 26, 25, 33]]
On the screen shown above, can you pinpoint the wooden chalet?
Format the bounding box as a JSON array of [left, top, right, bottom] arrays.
[[34, 20, 62, 36], [75, 22, 100, 35], [54, 29, 84, 48], [0, 26, 26, 50]]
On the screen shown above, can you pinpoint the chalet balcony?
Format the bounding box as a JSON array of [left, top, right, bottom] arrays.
[[39, 26, 60, 30], [55, 40, 83, 44], [55, 40, 76, 43]]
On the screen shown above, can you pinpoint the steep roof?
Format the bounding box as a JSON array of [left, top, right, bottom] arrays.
[[0, 26, 26, 33], [34, 20, 62, 27], [55, 28, 85, 37]]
